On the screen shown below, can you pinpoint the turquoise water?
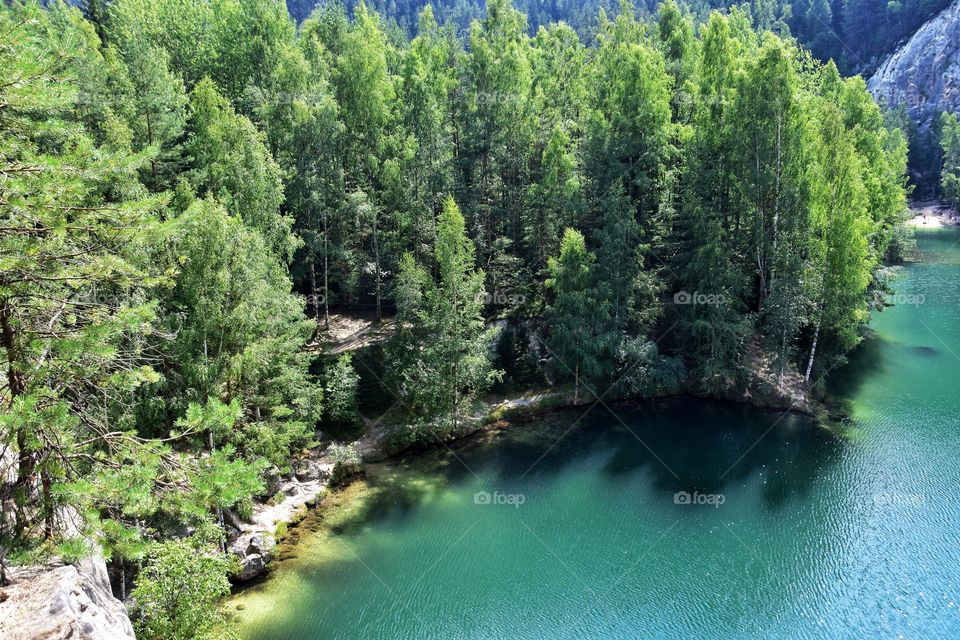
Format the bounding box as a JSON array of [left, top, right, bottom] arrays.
[[233, 229, 960, 639]]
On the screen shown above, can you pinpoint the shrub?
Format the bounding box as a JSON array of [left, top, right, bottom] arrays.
[[233, 496, 253, 521], [326, 442, 361, 466], [132, 531, 238, 640], [56, 538, 90, 564]]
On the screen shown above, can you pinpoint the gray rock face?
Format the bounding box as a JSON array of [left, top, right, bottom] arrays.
[[234, 553, 267, 582], [0, 554, 135, 640], [229, 531, 276, 582], [869, 0, 960, 133]]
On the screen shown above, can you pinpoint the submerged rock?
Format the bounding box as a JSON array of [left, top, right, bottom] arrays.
[[911, 345, 939, 357], [0, 554, 134, 640]]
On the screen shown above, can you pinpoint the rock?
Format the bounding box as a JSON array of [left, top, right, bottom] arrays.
[[245, 533, 272, 557], [869, 0, 960, 135], [282, 479, 302, 497], [226, 448, 336, 582], [261, 467, 283, 497], [302, 458, 334, 482], [234, 554, 266, 582], [229, 532, 275, 582], [356, 427, 389, 462], [0, 554, 135, 640], [294, 458, 323, 481], [222, 508, 246, 531], [330, 461, 364, 486]]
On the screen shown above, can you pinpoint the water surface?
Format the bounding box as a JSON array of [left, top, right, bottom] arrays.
[[233, 228, 960, 639]]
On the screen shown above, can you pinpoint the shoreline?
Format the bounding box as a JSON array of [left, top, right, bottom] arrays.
[[229, 379, 825, 588], [906, 202, 960, 227]]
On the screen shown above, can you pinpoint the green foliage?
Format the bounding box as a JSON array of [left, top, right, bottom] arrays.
[[186, 79, 295, 259], [545, 229, 611, 402], [56, 538, 91, 564], [290, 0, 949, 77], [0, 0, 164, 542], [2, 0, 912, 601], [324, 354, 363, 432], [132, 531, 238, 640], [941, 112, 960, 210], [0, 0, 317, 562], [147, 198, 322, 468], [386, 198, 501, 424]]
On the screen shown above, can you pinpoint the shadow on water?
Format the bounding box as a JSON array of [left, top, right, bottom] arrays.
[[590, 399, 843, 512], [426, 397, 845, 514], [285, 396, 848, 559], [824, 328, 888, 408]]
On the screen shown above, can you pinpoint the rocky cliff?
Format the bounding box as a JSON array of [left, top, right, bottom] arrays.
[[0, 553, 135, 640], [868, 0, 960, 133]]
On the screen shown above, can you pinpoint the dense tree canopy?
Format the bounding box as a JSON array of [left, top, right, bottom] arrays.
[[2, 0, 911, 635], [941, 112, 960, 210], [286, 0, 951, 74]]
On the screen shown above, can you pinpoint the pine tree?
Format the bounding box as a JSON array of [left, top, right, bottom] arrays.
[[325, 353, 363, 432], [149, 198, 322, 468], [0, 1, 163, 540], [545, 229, 611, 403], [386, 198, 498, 425], [186, 78, 295, 260]]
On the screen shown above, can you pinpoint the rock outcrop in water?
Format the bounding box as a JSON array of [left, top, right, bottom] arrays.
[[868, 0, 960, 133]]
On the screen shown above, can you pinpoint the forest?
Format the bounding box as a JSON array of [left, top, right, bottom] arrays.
[[285, 0, 953, 75], [2, 0, 911, 637]]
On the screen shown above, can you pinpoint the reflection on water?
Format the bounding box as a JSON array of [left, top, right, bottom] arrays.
[[232, 229, 960, 640]]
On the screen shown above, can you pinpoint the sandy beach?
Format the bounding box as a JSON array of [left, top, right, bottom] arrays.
[[907, 203, 960, 227]]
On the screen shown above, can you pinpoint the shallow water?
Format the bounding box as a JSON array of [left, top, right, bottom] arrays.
[[232, 228, 960, 639]]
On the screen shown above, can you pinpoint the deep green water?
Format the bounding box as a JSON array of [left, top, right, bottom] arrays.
[[232, 228, 960, 639]]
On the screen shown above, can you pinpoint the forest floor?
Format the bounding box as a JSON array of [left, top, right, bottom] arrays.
[[309, 312, 394, 354], [739, 338, 813, 413]]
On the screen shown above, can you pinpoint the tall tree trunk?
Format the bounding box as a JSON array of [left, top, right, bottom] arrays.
[[146, 111, 157, 182], [770, 114, 783, 294], [451, 265, 460, 431], [309, 252, 320, 330], [777, 324, 788, 390], [804, 320, 820, 382], [322, 208, 330, 331], [574, 361, 580, 406], [373, 212, 382, 323], [41, 471, 53, 539], [1, 298, 34, 536]]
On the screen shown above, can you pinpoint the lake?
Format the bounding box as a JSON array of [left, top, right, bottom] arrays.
[[232, 228, 960, 639]]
